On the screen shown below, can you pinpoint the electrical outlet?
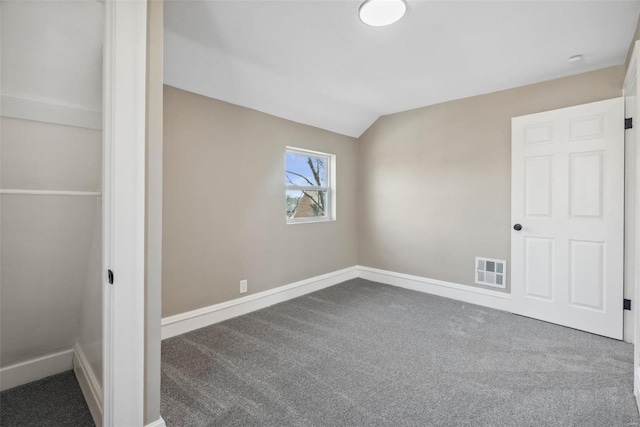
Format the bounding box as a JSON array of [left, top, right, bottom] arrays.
[[240, 279, 248, 294]]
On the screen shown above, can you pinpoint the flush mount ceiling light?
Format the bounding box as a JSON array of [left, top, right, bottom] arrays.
[[568, 54, 584, 65], [359, 0, 407, 27]]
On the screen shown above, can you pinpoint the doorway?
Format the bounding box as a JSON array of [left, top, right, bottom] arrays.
[[0, 1, 148, 426]]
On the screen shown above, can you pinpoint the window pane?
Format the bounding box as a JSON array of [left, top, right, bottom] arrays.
[[486, 261, 495, 272], [285, 152, 327, 187], [286, 190, 327, 219]]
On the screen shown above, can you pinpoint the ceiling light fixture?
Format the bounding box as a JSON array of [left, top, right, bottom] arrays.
[[568, 54, 584, 65], [359, 0, 407, 27]]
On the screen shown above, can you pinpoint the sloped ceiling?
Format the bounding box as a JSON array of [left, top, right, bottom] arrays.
[[1, 0, 104, 112], [165, 1, 640, 138]]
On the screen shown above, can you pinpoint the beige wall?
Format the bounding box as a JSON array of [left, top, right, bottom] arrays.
[[162, 86, 358, 317], [357, 66, 625, 293]]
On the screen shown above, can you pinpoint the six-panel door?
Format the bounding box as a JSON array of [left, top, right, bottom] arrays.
[[511, 97, 624, 339]]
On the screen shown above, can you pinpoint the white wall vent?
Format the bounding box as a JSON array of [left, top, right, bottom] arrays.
[[475, 257, 507, 289]]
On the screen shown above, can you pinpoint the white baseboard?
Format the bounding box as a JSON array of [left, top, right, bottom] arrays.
[[145, 416, 167, 427], [635, 367, 640, 415], [161, 265, 511, 340], [624, 309, 634, 343], [1, 94, 102, 130], [73, 344, 103, 427], [162, 266, 358, 339], [357, 265, 512, 312], [0, 349, 74, 391]]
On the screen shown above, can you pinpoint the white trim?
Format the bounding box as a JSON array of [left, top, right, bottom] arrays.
[[625, 44, 638, 92], [161, 266, 358, 339], [161, 265, 512, 340], [623, 61, 637, 344], [286, 146, 333, 158], [627, 39, 640, 414], [0, 94, 102, 130], [102, 1, 147, 425], [285, 217, 335, 225], [636, 367, 640, 415], [635, 367, 640, 419], [357, 265, 512, 312], [285, 146, 336, 224], [0, 349, 73, 391], [145, 417, 167, 427], [73, 344, 103, 427], [144, 0, 164, 422], [286, 185, 329, 191], [0, 189, 101, 197]]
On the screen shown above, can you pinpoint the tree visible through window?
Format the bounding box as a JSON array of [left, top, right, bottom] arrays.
[[285, 148, 331, 222]]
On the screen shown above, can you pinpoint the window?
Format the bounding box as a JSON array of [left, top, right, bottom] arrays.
[[285, 147, 334, 223]]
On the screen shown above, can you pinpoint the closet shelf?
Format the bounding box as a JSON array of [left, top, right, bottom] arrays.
[[0, 189, 101, 197]]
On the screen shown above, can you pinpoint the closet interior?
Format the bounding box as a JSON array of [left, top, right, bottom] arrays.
[[0, 1, 105, 425]]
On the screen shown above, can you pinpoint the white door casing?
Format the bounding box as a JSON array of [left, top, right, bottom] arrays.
[[102, 0, 147, 425], [511, 98, 624, 340], [625, 40, 640, 412], [624, 59, 637, 345]]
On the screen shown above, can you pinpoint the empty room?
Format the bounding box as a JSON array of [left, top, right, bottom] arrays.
[[3, 1, 640, 426]]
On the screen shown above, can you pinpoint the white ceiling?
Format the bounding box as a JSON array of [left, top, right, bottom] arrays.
[[165, 1, 640, 138], [1, 0, 104, 112]]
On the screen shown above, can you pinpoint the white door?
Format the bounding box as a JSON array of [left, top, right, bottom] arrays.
[[511, 97, 624, 339]]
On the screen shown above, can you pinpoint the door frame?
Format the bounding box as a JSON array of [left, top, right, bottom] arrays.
[[624, 39, 640, 414], [102, 0, 148, 425]]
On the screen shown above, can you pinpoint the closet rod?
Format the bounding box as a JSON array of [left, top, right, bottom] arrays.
[[0, 189, 101, 197]]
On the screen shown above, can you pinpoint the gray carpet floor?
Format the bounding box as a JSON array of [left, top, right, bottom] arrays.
[[161, 278, 640, 426], [0, 370, 94, 426]]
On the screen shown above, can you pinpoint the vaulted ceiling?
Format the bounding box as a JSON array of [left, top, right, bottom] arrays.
[[165, 1, 640, 138], [2, 1, 639, 138], [1, 0, 104, 112]]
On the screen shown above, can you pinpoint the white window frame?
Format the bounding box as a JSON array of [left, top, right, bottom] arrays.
[[285, 147, 336, 224]]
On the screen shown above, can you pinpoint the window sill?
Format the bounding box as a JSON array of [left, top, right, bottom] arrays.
[[286, 218, 335, 225]]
